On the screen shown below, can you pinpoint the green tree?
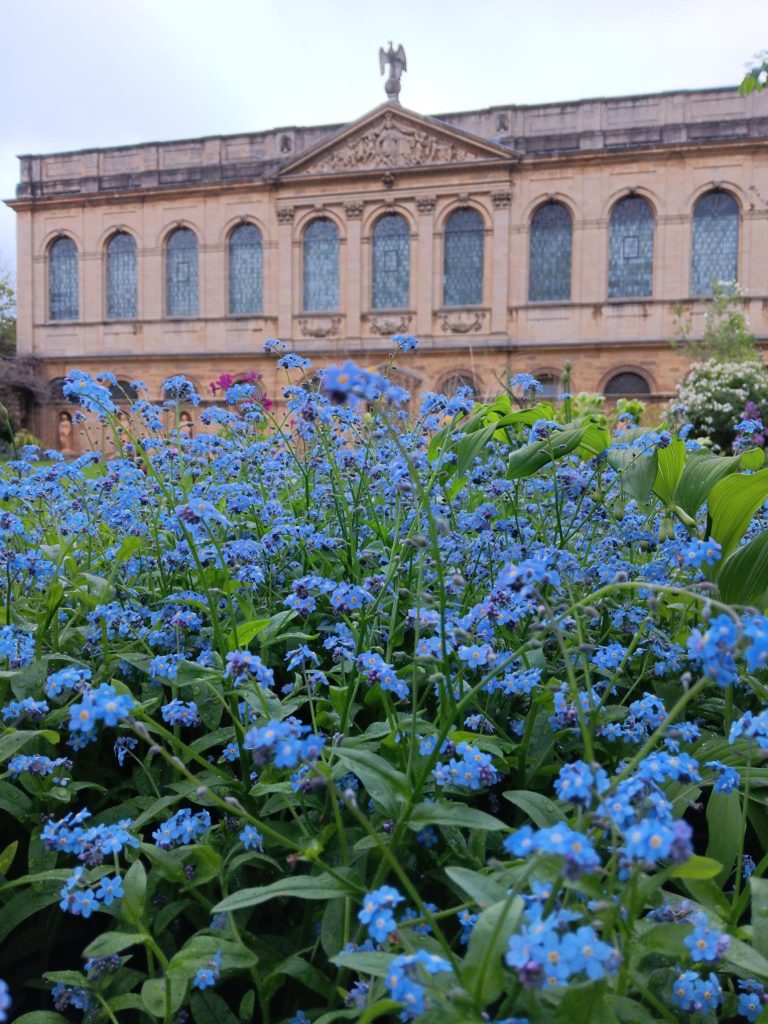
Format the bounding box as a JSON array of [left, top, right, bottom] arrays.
[[671, 281, 757, 362], [740, 52, 768, 94], [0, 263, 16, 357]]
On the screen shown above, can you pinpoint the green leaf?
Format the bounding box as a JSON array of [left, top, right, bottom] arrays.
[[0, 839, 18, 874], [717, 530, 768, 608], [608, 448, 658, 503], [0, 779, 33, 820], [122, 858, 147, 923], [238, 992, 255, 1021], [0, 728, 58, 764], [262, 955, 336, 1000], [577, 422, 611, 459], [213, 873, 355, 913], [228, 617, 270, 652], [331, 951, 397, 978], [358, 1001, 405, 1024], [553, 983, 609, 1024], [705, 790, 742, 884], [462, 897, 524, 1004], [335, 747, 410, 811], [83, 931, 145, 957], [444, 866, 508, 908], [502, 789, 565, 827], [674, 451, 743, 517], [191, 990, 240, 1024], [408, 802, 506, 832], [0, 880, 66, 943], [752, 877, 768, 961], [507, 424, 589, 480], [654, 439, 686, 506], [709, 470, 768, 563], [141, 978, 186, 1019], [670, 855, 723, 879], [725, 936, 768, 983], [169, 936, 258, 979], [12, 1014, 70, 1024]]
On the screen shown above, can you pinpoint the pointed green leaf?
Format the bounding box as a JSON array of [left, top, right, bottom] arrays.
[[213, 873, 354, 913], [408, 802, 505, 832], [654, 439, 686, 506], [717, 530, 768, 608], [709, 471, 768, 562]]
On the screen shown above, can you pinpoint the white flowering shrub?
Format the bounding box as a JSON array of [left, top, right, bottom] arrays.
[[671, 358, 768, 451]]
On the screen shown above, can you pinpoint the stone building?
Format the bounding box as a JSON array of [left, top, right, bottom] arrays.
[[5, 79, 768, 449]]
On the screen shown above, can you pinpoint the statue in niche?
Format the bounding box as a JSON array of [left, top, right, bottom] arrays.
[[57, 410, 74, 454], [179, 410, 194, 437]]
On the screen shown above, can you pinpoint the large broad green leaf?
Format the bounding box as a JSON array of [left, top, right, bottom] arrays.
[[577, 422, 611, 459], [653, 439, 687, 506], [705, 790, 742, 884], [674, 451, 743, 517], [83, 931, 145, 958], [608, 447, 658, 503], [717, 530, 768, 608], [502, 789, 565, 827], [331, 951, 397, 978], [227, 617, 270, 652], [169, 936, 258, 979], [191, 990, 240, 1024], [12, 1015, 70, 1024], [725, 936, 768, 983], [670, 855, 723, 879], [709, 470, 768, 563], [462, 897, 524, 1004], [141, 978, 186, 1019], [213, 873, 354, 913], [122, 858, 147, 923], [407, 802, 506, 832], [334, 747, 410, 811], [0, 729, 58, 764], [506, 424, 589, 480], [752, 877, 768, 961], [444, 866, 509, 908]]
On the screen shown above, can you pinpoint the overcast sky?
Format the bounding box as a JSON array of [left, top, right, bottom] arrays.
[[1, 0, 764, 279]]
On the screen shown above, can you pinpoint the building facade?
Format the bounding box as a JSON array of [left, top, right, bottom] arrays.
[[6, 84, 768, 449]]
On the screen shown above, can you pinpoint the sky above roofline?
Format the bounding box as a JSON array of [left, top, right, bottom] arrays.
[[1, 0, 763, 276]]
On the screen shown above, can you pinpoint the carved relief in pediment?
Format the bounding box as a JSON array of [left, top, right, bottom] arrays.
[[291, 113, 495, 175]]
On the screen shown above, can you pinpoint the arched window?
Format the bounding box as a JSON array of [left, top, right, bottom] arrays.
[[443, 208, 484, 307], [691, 191, 739, 296], [166, 228, 198, 317], [529, 202, 572, 302], [537, 373, 561, 398], [229, 223, 263, 315], [108, 380, 138, 404], [372, 213, 410, 309], [439, 372, 477, 396], [608, 196, 654, 299], [106, 232, 137, 319], [604, 371, 650, 396], [303, 218, 339, 312], [49, 237, 79, 320]]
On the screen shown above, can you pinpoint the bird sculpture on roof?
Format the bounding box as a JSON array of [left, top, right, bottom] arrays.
[[380, 42, 407, 104]]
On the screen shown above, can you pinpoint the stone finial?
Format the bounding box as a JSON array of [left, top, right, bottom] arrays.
[[380, 42, 407, 104]]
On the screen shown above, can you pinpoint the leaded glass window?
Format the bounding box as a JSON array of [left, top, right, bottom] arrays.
[[537, 373, 561, 398], [106, 232, 137, 319], [443, 208, 484, 307], [49, 237, 79, 320], [608, 197, 654, 298], [529, 202, 572, 302], [691, 191, 739, 296], [166, 228, 198, 317], [303, 218, 339, 312], [372, 213, 409, 309], [604, 372, 650, 395], [229, 224, 263, 315]]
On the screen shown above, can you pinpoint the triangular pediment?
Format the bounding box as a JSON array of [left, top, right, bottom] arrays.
[[278, 104, 516, 178]]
